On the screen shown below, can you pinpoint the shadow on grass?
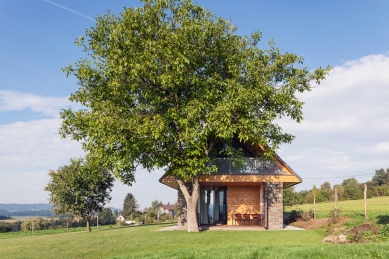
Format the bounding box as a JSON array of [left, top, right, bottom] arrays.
[[376, 215, 389, 225]]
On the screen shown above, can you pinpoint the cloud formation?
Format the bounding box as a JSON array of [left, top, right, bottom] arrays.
[[0, 90, 79, 117], [278, 54, 389, 190], [0, 54, 388, 206]]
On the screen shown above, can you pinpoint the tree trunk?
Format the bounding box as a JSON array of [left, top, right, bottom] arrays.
[[177, 177, 199, 233], [86, 218, 91, 232]]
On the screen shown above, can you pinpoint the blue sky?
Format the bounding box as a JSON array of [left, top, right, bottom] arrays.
[[1, 0, 388, 209]]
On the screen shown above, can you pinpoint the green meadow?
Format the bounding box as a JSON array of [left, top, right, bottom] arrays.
[[1, 197, 389, 258], [1, 224, 389, 259], [285, 196, 389, 223]]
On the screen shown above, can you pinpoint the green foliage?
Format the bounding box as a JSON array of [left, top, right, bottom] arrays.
[[288, 209, 313, 222], [97, 208, 115, 225], [379, 224, 389, 239], [122, 193, 138, 217], [283, 187, 296, 206], [372, 168, 389, 186], [0, 221, 21, 233], [20, 217, 50, 231], [151, 200, 163, 220], [59, 0, 330, 185], [327, 208, 341, 224], [320, 181, 332, 201], [44, 158, 115, 231], [341, 178, 364, 200]]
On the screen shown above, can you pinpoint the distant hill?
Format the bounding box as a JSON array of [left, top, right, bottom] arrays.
[[0, 203, 52, 212], [0, 209, 54, 217], [109, 207, 122, 213], [0, 204, 121, 216]]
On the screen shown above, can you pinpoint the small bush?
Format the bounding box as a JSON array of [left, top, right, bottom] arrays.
[[379, 224, 389, 239], [288, 210, 313, 222], [348, 227, 373, 243], [328, 208, 341, 224]]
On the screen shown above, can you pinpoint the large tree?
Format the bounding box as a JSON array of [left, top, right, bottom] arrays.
[[122, 193, 139, 217], [60, 0, 329, 232], [44, 158, 114, 232]]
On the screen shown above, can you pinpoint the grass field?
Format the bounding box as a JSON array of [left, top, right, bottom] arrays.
[[1, 223, 389, 258], [1, 198, 389, 258], [285, 196, 389, 222]]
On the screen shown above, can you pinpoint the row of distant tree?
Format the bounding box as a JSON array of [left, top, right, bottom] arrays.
[[0, 217, 90, 233], [284, 168, 389, 206]]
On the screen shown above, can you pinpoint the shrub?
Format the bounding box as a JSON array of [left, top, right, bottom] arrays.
[[288, 210, 313, 222], [379, 224, 389, 239], [328, 208, 341, 224]]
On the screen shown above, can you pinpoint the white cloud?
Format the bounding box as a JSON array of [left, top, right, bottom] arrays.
[[0, 90, 79, 117], [278, 54, 389, 190], [1, 53, 389, 206], [0, 106, 176, 208]]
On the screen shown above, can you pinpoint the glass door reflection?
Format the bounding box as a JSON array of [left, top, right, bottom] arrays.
[[199, 187, 227, 225]]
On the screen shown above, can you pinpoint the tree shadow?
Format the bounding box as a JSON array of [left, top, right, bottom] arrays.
[[376, 215, 389, 225]]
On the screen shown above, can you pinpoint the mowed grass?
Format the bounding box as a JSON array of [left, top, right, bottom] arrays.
[[1, 224, 389, 259], [1, 198, 389, 259], [285, 196, 389, 221]]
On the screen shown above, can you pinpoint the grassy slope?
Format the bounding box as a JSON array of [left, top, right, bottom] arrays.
[[1, 224, 389, 258], [285, 196, 389, 221]]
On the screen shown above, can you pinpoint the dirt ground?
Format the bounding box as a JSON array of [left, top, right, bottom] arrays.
[[289, 217, 349, 229]]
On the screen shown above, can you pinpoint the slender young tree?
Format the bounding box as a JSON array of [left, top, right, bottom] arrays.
[[60, 0, 330, 232], [151, 200, 163, 221], [44, 158, 114, 232]]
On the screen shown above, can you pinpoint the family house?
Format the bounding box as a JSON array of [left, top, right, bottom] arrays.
[[115, 213, 126, 222], [159, 203, 175, 218], [159, 139, 302, 230]]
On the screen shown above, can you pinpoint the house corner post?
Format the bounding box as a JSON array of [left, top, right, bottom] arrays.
[[266, 182, 283, 230]]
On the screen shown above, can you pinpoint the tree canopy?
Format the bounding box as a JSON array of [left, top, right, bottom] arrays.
[[60, 0, 329, 180], [59, 0, 329, 232], [44, 158, 114, 232]]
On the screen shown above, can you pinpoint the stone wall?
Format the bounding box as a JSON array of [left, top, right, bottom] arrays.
[[266, 182, 283, 230], [227, 186, 261, 225], [177, 183, 192, 229]]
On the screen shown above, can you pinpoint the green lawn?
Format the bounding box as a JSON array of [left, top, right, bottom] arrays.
[[1, 224, 389, 258], [1, 198, 389, 258], [285, 196, 389, 222]]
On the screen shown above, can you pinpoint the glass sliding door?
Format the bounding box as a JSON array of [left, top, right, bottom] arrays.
[[200, 188, 214, 224], [218, 188, 227, 224], [199, 187, 227, 225]]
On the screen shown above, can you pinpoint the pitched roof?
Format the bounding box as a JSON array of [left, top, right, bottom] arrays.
[[161, 204, 174, 211]]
